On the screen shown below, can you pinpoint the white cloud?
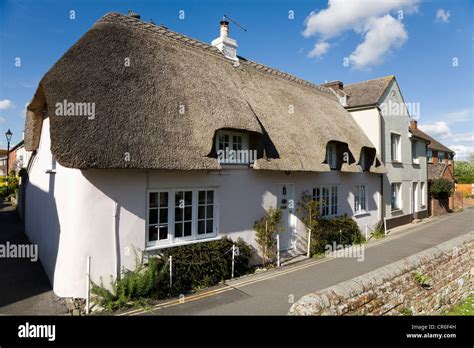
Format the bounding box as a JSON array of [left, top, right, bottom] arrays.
[[448, 144, 473, 160], [452, 132, 474, 143], [435, 9, 450, 23], [349, 15, 407, 69], [0, 99, 15, 110], [22, 102, 29, 118], [302, 0, 419, 68], [308, 41, 330, 58], [0, 116, 5, 124], [445, 107, 473, 123], [418, 121, 451, 138]]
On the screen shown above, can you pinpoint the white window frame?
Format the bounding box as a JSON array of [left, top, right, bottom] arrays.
[[427, 149, 433, 163], [313, 185, 338, 217], [411, 140, 419, 164], [326, 143, 337, 169], [146, 187, 218, 248], [215, 130, 250, 165], [420, 182, 426, 208], [438, 151, 445, 163], [354, 185, 368, 215], [391, 182, 402, 211], [390, 132, 401, 162]]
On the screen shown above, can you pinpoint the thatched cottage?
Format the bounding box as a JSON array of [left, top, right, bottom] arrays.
[[24, 12, 385, 298]]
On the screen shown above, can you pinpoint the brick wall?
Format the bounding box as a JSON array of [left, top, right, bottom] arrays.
[[430, 197, 450, 216], [289, 232, 473, 315]]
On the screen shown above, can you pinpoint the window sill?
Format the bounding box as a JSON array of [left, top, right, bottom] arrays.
[[145, 236, 222, 251], [354, 211, 370, 218], [391, 208, 403, 214]]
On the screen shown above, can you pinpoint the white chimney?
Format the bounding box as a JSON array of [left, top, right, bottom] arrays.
[[211, 20, 238, 61]]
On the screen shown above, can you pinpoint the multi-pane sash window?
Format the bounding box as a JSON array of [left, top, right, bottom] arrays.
[[313, 186, 338, 217], [216, 130, 250, 164], [174, 191, 193, 238], [326, 143, 337, 169], [354, 185, 367, 214], [391, 133, 401, 162], [438, 151, 445, 163], [147, 189, 217, 246], [198, 190, 214, 236], [148, 192, 169, 243]]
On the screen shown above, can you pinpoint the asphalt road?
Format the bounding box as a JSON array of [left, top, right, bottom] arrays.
[[125, 208, 474, 316]]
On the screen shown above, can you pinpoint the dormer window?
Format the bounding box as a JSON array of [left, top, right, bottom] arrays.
[[216, 130, 254, 165], [326, 143, 337, 169]]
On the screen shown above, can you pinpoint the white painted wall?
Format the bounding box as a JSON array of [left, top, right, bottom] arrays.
[[348, 80, 428, 223], [379, 80, 428, 219], [25, 118, 382, 298], [349, 108, 381, 153]]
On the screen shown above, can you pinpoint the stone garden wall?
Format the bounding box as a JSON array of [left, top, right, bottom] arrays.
[[289, 232, 474, 315]]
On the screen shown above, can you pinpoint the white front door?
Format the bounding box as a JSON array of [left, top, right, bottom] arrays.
[[412, 182, 418, 214], [277, 184, 295, 251]]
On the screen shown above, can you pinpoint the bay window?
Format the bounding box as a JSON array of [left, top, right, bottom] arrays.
[[147, 188, 218, 247]]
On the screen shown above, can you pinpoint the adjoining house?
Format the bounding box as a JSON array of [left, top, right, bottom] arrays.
[[0, 149, 8, 176], [8, 139, 32, 175], [323, 76, 429, 229], [408, 122, 461, 215], [23, 12, 385, 298]]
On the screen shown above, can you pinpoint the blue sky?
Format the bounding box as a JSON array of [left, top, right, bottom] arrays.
[[0, 0, 473, 158]]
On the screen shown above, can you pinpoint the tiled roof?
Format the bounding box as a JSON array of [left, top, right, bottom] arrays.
[[344, 76, 394, 108]]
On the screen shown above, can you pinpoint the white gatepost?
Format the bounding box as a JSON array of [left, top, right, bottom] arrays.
[[169, 255, 173, 288], [86, 256, 91, 315], [276, 235, 280, 268], [306, 228, 312, 258], [231, 244, 235, 279]]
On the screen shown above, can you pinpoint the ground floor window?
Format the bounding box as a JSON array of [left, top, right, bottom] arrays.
[[313, 185, 338, 217], [147, 188, 217, 247], [354, 185, 367, 214], [391, 183, 402, 210]]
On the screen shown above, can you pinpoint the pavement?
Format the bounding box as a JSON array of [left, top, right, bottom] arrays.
[[119, 207, 474, 316], [0, 200, 68, 315]]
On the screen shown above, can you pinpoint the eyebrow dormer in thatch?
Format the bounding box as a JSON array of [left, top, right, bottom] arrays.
[[24, 12, 385, 174]]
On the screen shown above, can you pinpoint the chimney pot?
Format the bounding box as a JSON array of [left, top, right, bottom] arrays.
[[212, 19, 238, 61], [410, 120, 418, 129], [322, 80, 344, 93], [127, 10, 141, 19]]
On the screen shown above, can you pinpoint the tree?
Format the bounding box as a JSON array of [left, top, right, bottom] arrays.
[[454, 160, 474, 184]]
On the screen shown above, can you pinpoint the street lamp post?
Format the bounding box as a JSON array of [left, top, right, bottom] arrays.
[[5, 129, 12, 183]]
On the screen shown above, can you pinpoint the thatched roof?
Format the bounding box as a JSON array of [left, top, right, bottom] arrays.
[[25, 12, 384, 173], [344, 76, 394, 108]]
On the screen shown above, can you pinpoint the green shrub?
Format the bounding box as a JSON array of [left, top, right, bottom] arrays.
[[254, 208, 282, 264], [310, 214, 365, 256], [429, 179, 454, 199], [371, 220, 385, 239], [91, 237, 253, 310]]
